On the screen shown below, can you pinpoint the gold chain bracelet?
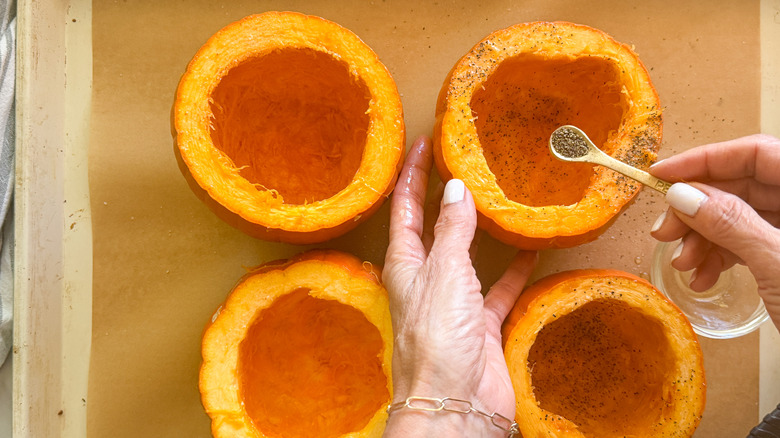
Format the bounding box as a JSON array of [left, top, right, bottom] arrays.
[[386, 396, 519, 437]]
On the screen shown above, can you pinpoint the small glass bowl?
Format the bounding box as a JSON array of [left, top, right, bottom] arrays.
[[650, 240, 769, 339]]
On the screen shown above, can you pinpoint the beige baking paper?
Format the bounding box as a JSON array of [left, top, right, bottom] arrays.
[[89, 1, 761, 436]]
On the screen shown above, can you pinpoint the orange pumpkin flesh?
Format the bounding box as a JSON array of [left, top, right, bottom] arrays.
[[435, 22, 662, 249], [502, 270, 705, 437], [200, 250, 393, 438], [174, 12, 405, 244], [209, 50, 370, 205]]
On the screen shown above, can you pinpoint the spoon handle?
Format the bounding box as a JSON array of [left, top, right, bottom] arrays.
[[588, 150, 672, 194]]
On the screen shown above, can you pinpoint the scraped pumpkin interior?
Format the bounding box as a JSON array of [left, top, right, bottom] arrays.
[[527, 298, 676, 436], [470, 55, 627, 207], [238, 289, 388, 438], [209, 48, 370, 205]]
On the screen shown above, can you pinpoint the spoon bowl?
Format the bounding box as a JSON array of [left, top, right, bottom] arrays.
[[549, 125, 671, 194]]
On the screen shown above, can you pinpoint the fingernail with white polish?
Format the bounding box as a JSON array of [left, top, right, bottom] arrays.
[[671, 241, 683, 262], [649, 159, 665, 169], [651, 211, 667, 233], [442, 179, 465, 205], [688, 268, 698, 287], [666, 183, 708, 217]]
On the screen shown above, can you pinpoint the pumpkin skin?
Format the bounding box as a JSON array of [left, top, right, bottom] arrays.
[[502, 270, 706, 437], [199, 250, 393, 438], [173, 12, 405, 244], [434, 22, 662, 249]]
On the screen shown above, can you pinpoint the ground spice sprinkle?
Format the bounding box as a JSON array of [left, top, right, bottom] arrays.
[[551, 126, 589, 158]]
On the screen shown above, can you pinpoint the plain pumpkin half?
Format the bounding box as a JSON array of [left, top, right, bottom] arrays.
[[502, 269, 706, 437], [434, 21, 662, 249], [173, 12, 405, 244], [199, 250, 393, 438]]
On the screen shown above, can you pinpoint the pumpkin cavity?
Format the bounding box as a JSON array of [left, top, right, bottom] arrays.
[[238, 288, 388, 438], [528, 298, 676, 437], [435, 22, 662, 249], [471, 54, 627, 207], [209, 48, 370, 205]]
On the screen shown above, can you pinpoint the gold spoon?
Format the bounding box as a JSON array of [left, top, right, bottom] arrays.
[[549, 125, 672, 194]]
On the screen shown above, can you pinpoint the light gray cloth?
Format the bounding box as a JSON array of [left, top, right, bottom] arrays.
[[0, 0, 15, 367]]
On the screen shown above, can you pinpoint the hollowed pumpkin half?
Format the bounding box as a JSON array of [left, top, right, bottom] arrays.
[[173, 12, 405, 244], [199, 249, 393, 438], [502, 270, 705, 437], [434, 22, 662, 249]]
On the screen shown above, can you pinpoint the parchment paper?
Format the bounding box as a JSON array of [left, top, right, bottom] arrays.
[[88, 1, 761, 436]]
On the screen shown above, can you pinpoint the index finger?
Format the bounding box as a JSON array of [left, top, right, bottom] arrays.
[[650, 134, 780, 185], [386, 135, 434, 263]]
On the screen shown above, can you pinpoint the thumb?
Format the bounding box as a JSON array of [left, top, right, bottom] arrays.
[[666, 182, 780, 272], [429, 179, 477, 258]]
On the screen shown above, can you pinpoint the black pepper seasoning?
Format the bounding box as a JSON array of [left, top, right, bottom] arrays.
[[550, 126, 589, 158]]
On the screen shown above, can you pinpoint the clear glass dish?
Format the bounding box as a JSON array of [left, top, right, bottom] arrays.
[[650, 240, 769, 339]]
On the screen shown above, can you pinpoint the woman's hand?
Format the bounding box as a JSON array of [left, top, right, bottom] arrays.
[[382, 136, 536, 437], [650, 134, 780, 328]]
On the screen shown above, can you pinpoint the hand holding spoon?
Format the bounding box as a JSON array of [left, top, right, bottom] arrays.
[[549, 125, 671, 194]]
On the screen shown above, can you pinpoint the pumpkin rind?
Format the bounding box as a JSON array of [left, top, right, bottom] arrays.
[[173, 12, 405, 244], [434, 22, 662, 249], [502, 269, 706, 437], [199, 249, 393, 438]]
